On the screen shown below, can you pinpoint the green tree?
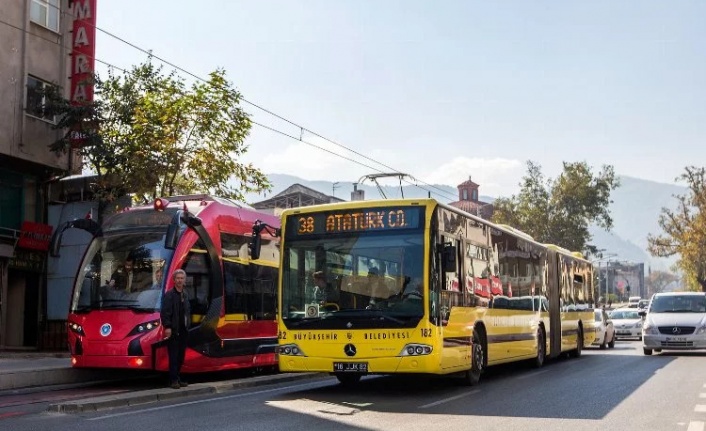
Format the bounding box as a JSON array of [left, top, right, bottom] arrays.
[[491, 160, 619, 255], [47, 61, 270, 210], [647, 166, 706, 292]]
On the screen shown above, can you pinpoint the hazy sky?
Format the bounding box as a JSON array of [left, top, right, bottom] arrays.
[[94, 1, 705, 198]]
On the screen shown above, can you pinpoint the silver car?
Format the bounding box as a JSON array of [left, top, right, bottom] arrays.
[[641, 292, 706, 355], [610, 308, 643, 340]]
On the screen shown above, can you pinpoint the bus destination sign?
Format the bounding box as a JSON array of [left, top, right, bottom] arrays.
[[287, 207, 423, 237]]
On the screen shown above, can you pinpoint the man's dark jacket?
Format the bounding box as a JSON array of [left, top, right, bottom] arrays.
[[160, 288, 191, 337]]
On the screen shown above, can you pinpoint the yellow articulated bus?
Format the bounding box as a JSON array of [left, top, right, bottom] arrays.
[[251, 198, 595, 386]]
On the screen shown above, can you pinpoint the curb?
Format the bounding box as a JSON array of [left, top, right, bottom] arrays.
[[47, 372, 323, 413], [0, 368, 145, 391]]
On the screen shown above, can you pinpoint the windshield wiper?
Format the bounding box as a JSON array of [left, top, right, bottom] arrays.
[[288, 317, 324, 328], [333, 309, 406, 325]]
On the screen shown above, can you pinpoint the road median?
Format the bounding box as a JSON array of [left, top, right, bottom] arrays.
[[47, 372, 323, 413]]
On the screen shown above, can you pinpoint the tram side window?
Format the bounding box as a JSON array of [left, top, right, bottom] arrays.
[[221, 233, 249, 258], [252, 264, 277, 320], [182, 252, 210, 315], [224, 260, 249, 316]]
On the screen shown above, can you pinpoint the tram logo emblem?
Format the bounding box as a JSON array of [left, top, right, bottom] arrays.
[[100, 323, 112, 337], [344, 343, 357, 357], [346, 332, 353, 340]]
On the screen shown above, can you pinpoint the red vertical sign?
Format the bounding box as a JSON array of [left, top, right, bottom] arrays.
[[69, 0, 97, 145]]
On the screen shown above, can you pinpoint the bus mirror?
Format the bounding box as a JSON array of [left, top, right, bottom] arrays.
[[249, 234, 262, 260], [165, 222, 179, 250], [49, 230, 63, 257], [442, 244, 456, 272]]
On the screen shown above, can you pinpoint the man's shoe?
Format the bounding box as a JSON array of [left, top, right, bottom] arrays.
[[179, 381, 189, 388], [170, 382, 180, 389]]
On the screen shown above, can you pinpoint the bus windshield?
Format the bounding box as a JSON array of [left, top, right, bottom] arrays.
[[70, 231, 175, 313], [281, 230, 425, 329]]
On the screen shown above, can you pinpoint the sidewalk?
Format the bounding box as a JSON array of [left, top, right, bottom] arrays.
[[0, 351, 149, 391]]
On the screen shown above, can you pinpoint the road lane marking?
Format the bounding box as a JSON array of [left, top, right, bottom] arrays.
[[87, 380, 329, 421], [419, 390, 480, 409], [695, 405, 706, 413], [688, 421, 705, 431], [515, 369, 549, 380]]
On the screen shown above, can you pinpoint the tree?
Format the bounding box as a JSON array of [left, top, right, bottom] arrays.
[[47, 61, 270, 212], [647, 166, 706, 292], [491, 160, 619, 255], [645, 269, 679, 297]]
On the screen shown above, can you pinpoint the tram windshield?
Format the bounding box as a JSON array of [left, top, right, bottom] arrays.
[[70, 231, 175, 313]]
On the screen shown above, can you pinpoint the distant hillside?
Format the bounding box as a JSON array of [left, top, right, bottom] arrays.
[[244, 174, 685, 271]]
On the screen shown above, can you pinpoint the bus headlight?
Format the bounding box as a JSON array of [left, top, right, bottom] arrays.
[[127, 320, 161, 336], [278, 344, 306, 356], [399, 344, 432, 356]]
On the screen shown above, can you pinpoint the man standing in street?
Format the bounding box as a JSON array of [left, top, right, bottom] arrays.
[[160, 269, 191, 389]]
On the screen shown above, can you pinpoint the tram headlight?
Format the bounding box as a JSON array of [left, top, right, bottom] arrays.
[[278, 344, 306, 356], [128, 319, 161, 336], [68, 322, 85, 336], [399, 343, 433, 357]]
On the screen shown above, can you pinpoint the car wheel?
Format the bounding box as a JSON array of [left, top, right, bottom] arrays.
[[643, 348, 652, 356], [608, 333, 616, 348], [599, 332, 607, 350]]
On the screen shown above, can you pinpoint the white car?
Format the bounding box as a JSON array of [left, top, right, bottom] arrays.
[[591, 309, 616, 349], [610, 308, 643, 340], [641, 292, 706, 356]]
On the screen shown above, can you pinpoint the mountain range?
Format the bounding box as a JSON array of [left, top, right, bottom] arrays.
[[243, 174, 685, 272]]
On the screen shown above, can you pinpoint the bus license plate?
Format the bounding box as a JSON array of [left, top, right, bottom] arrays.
[[666, 337, 687, 342], [333, 362, 368, 373]]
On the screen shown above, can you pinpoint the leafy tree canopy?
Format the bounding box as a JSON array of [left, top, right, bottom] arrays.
[[647, 166, 706, 292], [491, 160, 619, 256], [47, 60, 270, 206]]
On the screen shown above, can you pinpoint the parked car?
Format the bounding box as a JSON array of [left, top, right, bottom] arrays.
[[640, 292, 706, 356], [610, 308, 643, 340], [591, 309, 616, 349], [637, 299, 649, 311]]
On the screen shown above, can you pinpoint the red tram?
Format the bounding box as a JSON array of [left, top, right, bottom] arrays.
[[51, 195, 280, 372]]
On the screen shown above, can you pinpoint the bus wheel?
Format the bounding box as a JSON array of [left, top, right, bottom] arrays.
[[463, 329, 485, 385], [569, 328, 583, 358], [335, 373, 362, 386], [534, 328, 546, 368]]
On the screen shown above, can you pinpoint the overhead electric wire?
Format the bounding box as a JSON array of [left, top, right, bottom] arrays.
[[12, 6, 461, 201]]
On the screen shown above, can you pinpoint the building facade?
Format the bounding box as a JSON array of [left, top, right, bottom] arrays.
[[0, 0, 86, 350], [448, 176, 494, 219]]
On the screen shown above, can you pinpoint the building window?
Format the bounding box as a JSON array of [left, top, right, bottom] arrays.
[[30, 0, 60, 32], [26, 76, 56, 122], [462, 189, 468, 200], [472, 189, 478, 201]]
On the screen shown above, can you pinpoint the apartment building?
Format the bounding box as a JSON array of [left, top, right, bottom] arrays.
[[0, 0, 93, 349]]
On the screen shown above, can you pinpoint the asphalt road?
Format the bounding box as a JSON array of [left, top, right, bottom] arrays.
[[3, 340, 706, 431]]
